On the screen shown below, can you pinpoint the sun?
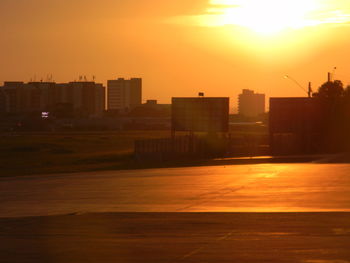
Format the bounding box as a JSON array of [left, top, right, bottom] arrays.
[[221, 0, 318, 35], [170, 1, 350, 37], [198, 0, 322, 35]]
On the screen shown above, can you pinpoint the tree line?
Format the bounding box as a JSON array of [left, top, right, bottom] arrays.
[[313, 80, 350, 152]]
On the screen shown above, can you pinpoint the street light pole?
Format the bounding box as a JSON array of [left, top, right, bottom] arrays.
[[284, 75, 311, 97]]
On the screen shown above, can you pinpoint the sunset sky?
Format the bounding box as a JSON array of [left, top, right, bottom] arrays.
[[1, 0, 350, 109]]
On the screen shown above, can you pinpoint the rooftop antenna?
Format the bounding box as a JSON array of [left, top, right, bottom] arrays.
[[332, 67, 337, 81]]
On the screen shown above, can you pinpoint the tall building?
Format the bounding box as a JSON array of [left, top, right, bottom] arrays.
[[66, 82, 105, 117], [0, 81, 105, 117], [107, 78, 142, 112], [0, 81, 52, 113], [238, 89, 265, 117]]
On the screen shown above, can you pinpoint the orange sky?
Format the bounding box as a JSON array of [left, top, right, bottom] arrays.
[[1, 0, 350, 109]]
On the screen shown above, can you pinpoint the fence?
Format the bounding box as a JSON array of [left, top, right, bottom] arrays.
[[135, 134, 270, 161]]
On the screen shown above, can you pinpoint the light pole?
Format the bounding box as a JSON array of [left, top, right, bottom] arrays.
[[284, 75, 312, 97]]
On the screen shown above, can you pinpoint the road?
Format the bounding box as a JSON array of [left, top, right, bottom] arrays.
[[1, 163, 350, 262]]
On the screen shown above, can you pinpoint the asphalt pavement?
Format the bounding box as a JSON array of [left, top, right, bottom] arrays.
[[1, 212, 350, 263], [1, 163, 350, 262]]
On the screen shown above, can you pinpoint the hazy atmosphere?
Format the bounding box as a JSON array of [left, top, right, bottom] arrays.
[[2, 2, 350, 262], [2, 0, 350, 104]]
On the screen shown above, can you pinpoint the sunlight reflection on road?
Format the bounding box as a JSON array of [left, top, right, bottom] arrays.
[[1, 163, 350, 217]]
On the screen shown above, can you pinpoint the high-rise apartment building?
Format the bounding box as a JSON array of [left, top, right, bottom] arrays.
[[0, 81, 105, 117], [65, 82, 105, 117], [238, 89, 265, 117], [0, 81, 55, 113], [107, 78, 142, 112]]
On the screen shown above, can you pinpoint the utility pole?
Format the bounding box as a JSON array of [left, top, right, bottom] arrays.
[[331, 67, 337, 81], [308, 82, 312, 98]]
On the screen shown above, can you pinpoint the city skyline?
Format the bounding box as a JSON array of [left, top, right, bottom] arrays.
[[1, 78, 264, 114], [2, 0, 350, 103]]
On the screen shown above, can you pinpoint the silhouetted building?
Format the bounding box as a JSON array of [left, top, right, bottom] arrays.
[[238, 89, 265, 117], [145, 100, 157, 106], [107, 78, 142, 112], [269, 97, 324, 155], [128, 100, 171, 118], [0, 82, 54, 113], [143, 100, 171, 111], [172, 97, 229, 133], [66, 82, 105, 117], [0, 81, 105, 117], [0, 82, 22, 113]]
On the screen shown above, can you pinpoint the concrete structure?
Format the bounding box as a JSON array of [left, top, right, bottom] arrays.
[[107, 78, 142, 112], [269, 97, 324, 155], [0, 81, 105, 117], [238, 89, 265, 117]]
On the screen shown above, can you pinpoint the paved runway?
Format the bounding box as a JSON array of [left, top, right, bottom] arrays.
[[1, 163, 350, 262], [1, 163, 350, 217], [1, 212, 350, 263]]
